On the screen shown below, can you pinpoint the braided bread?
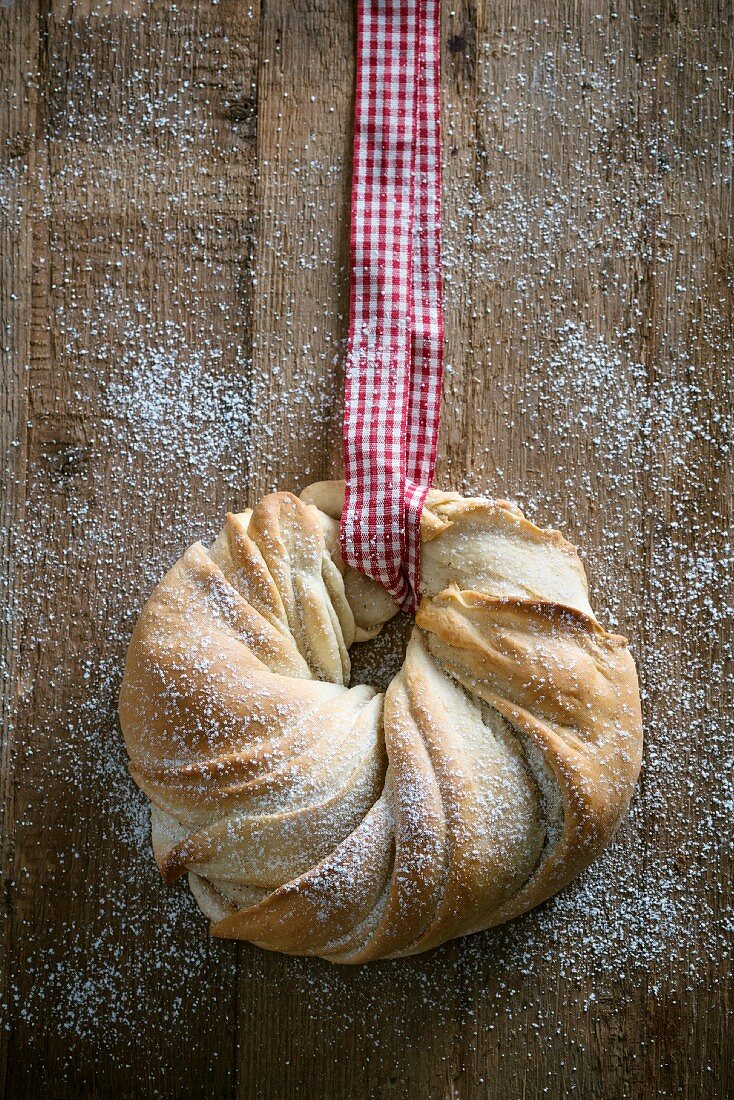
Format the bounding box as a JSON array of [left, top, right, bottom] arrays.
[[119, 482, 642, 962]]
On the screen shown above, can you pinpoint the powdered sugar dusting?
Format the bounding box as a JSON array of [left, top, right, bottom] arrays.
[[1, 0, 731, 1093], [104, 319, 250, 471]]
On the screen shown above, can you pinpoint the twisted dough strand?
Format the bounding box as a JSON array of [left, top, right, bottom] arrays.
[[119, 482, 642, 962]]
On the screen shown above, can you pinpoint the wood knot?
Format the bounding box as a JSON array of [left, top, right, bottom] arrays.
[[221, 97, 258, 135], [43, 442, 89, 487]]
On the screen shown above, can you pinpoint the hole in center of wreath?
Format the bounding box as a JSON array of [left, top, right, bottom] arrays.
[[348, 610, 415, 693]]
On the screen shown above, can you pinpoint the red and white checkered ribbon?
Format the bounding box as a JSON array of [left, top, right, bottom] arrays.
[[341, 0, 443, 613]]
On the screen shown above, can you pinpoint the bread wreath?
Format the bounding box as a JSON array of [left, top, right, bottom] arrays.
[[119, 481, 643, 962]]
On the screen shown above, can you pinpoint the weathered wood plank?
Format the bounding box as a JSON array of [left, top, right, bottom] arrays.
[[449, 2, 653, 1095], [247, 0, 354, 499], [0, 0, 731, 1096], [0, 4, 39, 1096], [633, 3, 733, 1096], [2, 2, 259, 1096]]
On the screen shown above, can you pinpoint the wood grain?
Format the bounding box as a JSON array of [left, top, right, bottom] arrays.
[[0, 1, 731, 1098], [0, 5, 39, 1096]]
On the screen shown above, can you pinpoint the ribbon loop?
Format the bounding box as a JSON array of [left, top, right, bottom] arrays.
[[341, 0, 443, 613]]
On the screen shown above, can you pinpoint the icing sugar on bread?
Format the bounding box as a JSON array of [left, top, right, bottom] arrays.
[[119, 481, 643, 962]]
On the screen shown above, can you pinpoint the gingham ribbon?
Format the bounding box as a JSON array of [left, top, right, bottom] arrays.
[[341, 0, 443, 613]]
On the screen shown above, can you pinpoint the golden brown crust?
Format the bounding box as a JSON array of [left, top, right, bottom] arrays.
[[119, 483, 643, 962]]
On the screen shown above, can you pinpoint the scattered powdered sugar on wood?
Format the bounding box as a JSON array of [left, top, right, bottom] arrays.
[[104, 319, 250, 471], [1, 2, 731, 1090]]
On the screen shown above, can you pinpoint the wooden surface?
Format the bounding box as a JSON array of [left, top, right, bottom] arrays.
[[1, 1, 732, 1097]]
